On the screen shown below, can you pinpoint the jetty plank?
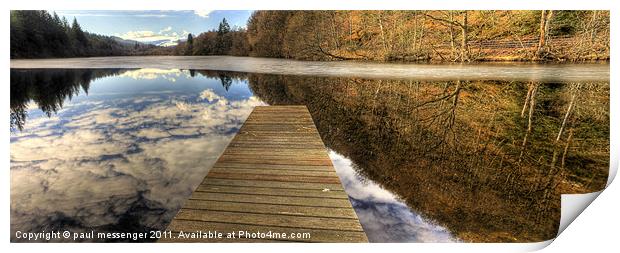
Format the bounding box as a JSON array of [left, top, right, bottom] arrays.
[[160, 106, 367, 243]]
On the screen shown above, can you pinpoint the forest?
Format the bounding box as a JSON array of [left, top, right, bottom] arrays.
[[176, 10, 610, 62], [169, 18, 249, 56], [10, 11, 155, 58], [11, 10, 610, 62]]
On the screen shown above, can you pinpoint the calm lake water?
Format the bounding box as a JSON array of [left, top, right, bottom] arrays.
[[10, 67, 609, 242]]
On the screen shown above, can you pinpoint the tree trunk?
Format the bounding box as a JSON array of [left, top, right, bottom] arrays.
[[544, 11, 553, 42], [519, 83, 538, 162], [418, 13, 425, 56], [589, 10, 598, 43], [330, 12, 340, 49], [449, 11, 456, 60], [556, 83, 580, 142], [561, 129, 574, 169], [537, 10, 553, 58], [521, 82, 534, 117], [537, 10, 547, 55], [349, 12, 353, 47], [460, 11, 469, 62], [413, 12, 418, 52], [378, 13, 388, 54]]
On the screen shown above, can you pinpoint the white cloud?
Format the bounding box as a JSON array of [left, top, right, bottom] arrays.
[[159, 26, 173, 33], [194, 10, 213, 18], [119, 68, 186, 81], [159, 41, 181, 47], [55, 11, 170, 18], [117, 27, 185, 46], [199, 89, 221, 103], [58, 13, 114, 17], [11, 129, 129, 162], [134, 14, 169, 18]]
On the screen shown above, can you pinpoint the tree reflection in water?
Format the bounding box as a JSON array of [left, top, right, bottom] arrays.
[[9, 69, 245, 132], [248, 73, 609, 242], [10, 69, 264, 242], [10, 69, 609, 242], [10, 69, 126, 132]]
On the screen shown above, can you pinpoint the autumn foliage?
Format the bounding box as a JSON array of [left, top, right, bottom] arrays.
[[242, 10, 609, 62]]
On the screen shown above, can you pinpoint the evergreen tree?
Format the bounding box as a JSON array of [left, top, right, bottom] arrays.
[[185, 33, 194, 55], [71, 18, 89, 50], [10, 10, 139, 58], [215, 18, 233, 54], [61, 16, 70, 32], [218, 18, 231, 35]]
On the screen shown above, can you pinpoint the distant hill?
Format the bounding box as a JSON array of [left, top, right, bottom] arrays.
[[111, 36, 144, 47], [149, 39, 178, 47], [112, 37, 183, 47], [152, 38, 186, 47]]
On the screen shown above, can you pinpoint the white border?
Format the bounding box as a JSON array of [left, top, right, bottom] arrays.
[[2, 0, 618, 10], [2, 1, 618, 253]]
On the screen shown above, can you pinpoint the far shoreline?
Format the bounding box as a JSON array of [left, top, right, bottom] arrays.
[[10, 55, 610, 83], [10, 54, 611, 64]]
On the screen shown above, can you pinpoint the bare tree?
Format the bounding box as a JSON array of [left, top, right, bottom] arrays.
[[461, 11, 469, 62], [377, 12, 388, 54], [448, 11, 456, 60], [424, 11, 469, 62], [521, 82, 535, 117], [589, 10, 598, 42], [556, 83, 581, 142], [536, 10, 554, 58], [520, 82, 539, 162]]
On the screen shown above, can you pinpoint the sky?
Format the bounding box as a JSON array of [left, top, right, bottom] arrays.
[[52, 10, 253, 46]]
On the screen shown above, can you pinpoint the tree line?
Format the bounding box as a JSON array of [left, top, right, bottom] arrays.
[[10, 10, 154, 58], [10, 69, 127, 131], [178, 10, 608, 62], [11, 10, 610, 62], [240, 10, 609, 62], [173, 18, 249, 56]]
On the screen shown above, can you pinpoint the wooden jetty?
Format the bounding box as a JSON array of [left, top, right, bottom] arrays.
[[160, 106, 368, 243]]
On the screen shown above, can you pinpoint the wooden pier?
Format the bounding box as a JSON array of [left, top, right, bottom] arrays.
[[160, 106, 368, 242]]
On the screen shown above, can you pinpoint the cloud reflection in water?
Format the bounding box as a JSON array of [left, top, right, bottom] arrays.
[[10, 69, 265, 241], [329, 151, 456, 242], [12, 68, 457, 243]]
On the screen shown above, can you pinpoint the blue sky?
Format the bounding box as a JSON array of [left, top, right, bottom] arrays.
[[52, 10, 253, 46]]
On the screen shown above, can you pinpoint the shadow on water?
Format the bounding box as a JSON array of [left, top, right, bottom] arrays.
[[10, 69, 609, 242]]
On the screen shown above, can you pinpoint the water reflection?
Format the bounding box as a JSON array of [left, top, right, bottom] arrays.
[[247, 74, 609, 242], [329, 151, 455, 242], [10, 69, 265, 242], [10, 68, 609, 243], [10, 69, 127, 132]]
